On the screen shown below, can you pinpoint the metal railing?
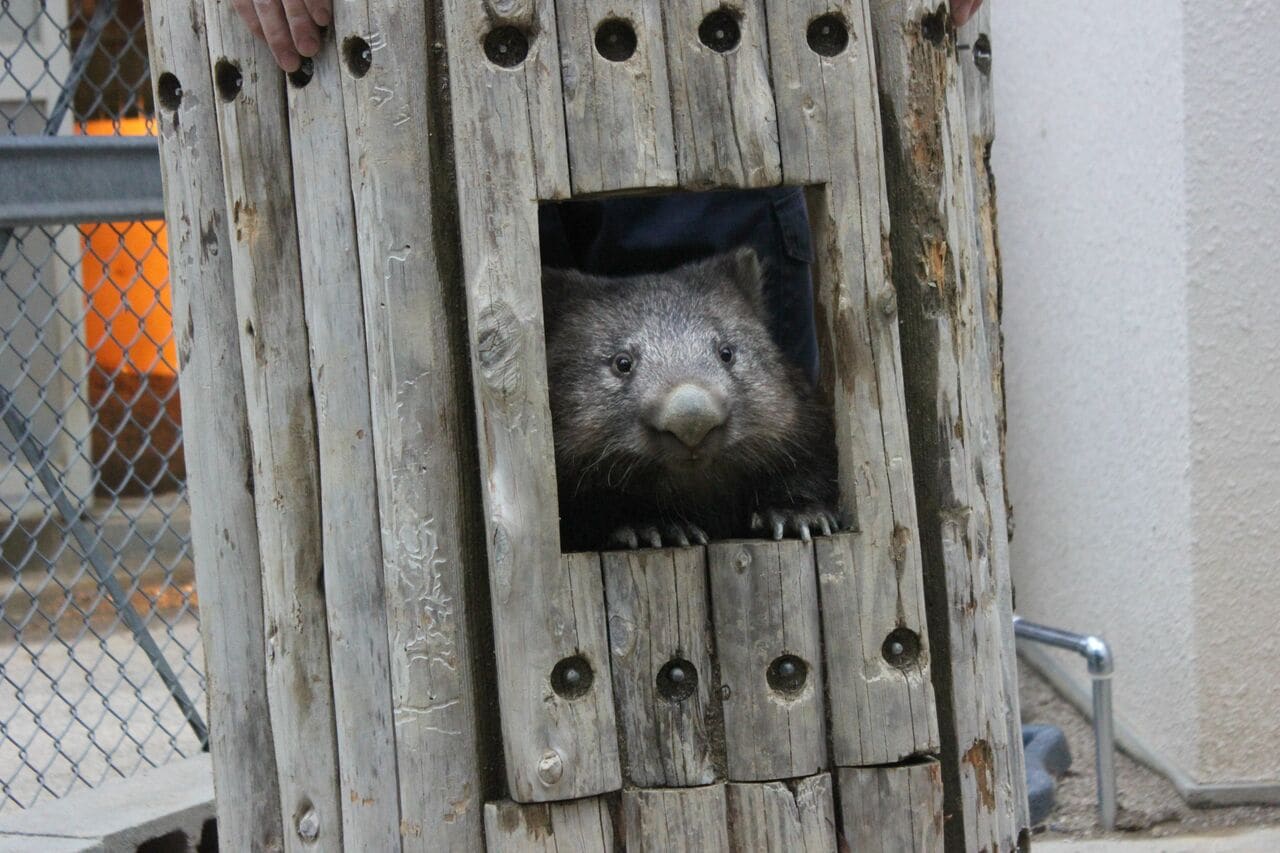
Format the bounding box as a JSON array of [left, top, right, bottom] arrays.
[[1014, 616, 1117, 830], [2, 0, 205, 811]]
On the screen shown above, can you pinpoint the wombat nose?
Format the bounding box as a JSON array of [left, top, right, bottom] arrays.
[[651, 383, 727, 449]]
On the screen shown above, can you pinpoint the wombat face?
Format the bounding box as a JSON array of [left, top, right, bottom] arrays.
[[543, 249, 807, 501]]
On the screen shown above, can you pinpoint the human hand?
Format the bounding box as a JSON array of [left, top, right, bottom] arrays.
[[230, 0, 332, 72], [951, 0, 985, 27]]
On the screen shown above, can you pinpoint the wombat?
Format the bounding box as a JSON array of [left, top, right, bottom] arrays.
[[543, 247, 841, 551]]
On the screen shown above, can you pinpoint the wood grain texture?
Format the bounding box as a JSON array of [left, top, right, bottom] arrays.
[[867, 0, 1028, 848], [622, 786, 729, 852], [837, 761, 944, 853], [815, 532, 936, 764], [141, 2, 283, 848], [957, 5, 1002, 438], [556, 0, 677, 193], [725, 774, 837, 852], [485, 798, 615, 853], [661, 0, 781, 188], [200, 1, 342, 849], [443, 0, 619, 802], [707, 540, 825, 781], [332, 0, 489, 845], [601, 548, 718, 787], [284, 36, 400, 851], [765, 2, 937, 773], [958, 4, 1013, 541], [959, 6, 1028, 843]]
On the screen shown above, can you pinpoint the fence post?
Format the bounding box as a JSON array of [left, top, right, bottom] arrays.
[[141, 1, 283, 848], [867, 0, 1030, 848]]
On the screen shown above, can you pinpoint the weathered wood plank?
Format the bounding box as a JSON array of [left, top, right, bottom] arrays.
[[960, 7, 1027, 845], [199, 3, 342, 850], [815, 532, 936, 764], [141, 2, 282, 848], [333, 0, 489, 845], [284, 37, 400, 850], [707, 540, 825, 781], [958, 4, 1013, 537], [725, 773, 837, 852], [484, 798, 615, 853], [449, 0, 569, 200], [443, 0, 619, 801], [601, 548, 718, 787], [837, 761, 944, 853], [867, 0, 1028, 849], [661, 0, 781, 188], [622, 786, 729, 852], [766, 2, 938, 774], [556, 0, 677, 193]]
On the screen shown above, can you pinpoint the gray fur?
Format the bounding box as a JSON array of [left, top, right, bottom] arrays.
[[544, 247, 840, 551]]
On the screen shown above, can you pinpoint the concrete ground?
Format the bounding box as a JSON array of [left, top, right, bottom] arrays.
[[1035, 826, 1280, 852], [0, 496, 205, 811], [0, 612, 205, 811], [1021, 663, 1280, 845]]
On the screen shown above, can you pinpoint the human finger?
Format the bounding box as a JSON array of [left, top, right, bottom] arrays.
[[301, 0, 332, 28], [951, 0, 982, 28], [280, 0, 323, 57], [252, 0, 303, 71]]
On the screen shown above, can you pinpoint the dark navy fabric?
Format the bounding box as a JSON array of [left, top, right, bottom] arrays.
[[538, 187, 820, 383]]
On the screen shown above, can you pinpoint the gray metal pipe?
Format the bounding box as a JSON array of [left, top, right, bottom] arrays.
[[1013, 615, 1116, 830]]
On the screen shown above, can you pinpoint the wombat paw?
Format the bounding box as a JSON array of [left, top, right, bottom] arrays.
[[750, 506, 841, 543], [606, 521, 710, 550]]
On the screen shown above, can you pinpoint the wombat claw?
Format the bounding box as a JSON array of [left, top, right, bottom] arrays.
[[608, 521, 710, 549], [750, 507, 840, 542]]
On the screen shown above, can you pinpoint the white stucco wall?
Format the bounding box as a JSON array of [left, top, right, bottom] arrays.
[[992, 0, 1280, 790], [1182, 0, 1280, 785]]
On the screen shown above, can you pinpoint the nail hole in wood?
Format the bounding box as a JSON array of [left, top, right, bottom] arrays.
[[921, 6, 947, 46], [343, 36, 373, 77], [882, 627, 922, 669], [550, 655, 593, 699], [698, 8, 741, 54], [484, 25, 530, 68], [156, 72, 182, 111], [214, 59, 242, 102], [973, 33, 992, 73], [656, 658, 698, 702], [806, 13, 849, 57], [288, 56, 314, 88], [595, 18, 637, 62], [766, 654, 808, 695]]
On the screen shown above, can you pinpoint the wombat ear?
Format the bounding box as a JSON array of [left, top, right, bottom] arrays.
[[713, 246, 768, 321]]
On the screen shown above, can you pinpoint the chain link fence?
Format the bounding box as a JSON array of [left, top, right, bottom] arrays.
[[2, 0, 206, 811]]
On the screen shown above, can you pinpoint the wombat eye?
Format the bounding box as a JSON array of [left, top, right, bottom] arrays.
[[718, 345, 735, 365], [612, 352, 634, 374]]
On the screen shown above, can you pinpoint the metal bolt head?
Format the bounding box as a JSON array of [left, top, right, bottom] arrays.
[[766, 654, 809, 695], [657, 658, 698, 702], [882, 628, 922, 669], [973, 33, 992, 74], [551, 655, 593, 699], [698, 9, 741, 53]]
